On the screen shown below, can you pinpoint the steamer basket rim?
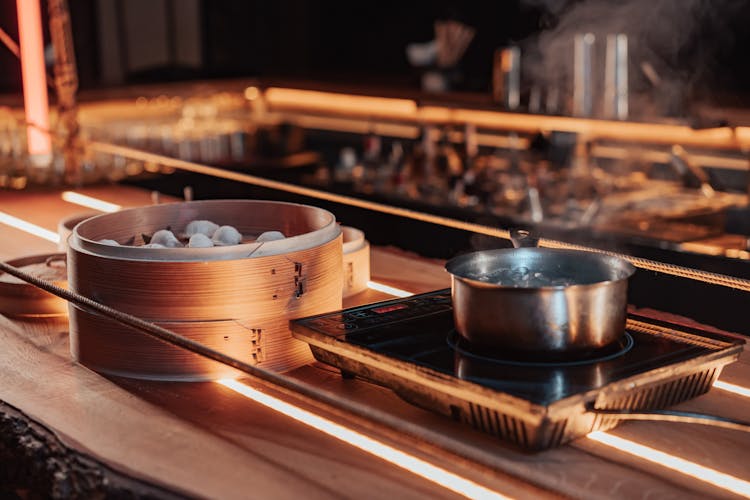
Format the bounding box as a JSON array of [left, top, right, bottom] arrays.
[[70, 199, 340, 262]]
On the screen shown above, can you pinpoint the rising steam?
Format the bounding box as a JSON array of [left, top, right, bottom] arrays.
[[521, 0, 744, 117]]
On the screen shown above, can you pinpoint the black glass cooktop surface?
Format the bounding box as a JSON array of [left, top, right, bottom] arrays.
[[295, 289, 729, 406]]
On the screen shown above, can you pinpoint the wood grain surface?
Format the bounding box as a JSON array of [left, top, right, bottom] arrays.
[[1, 186, 749, 499]]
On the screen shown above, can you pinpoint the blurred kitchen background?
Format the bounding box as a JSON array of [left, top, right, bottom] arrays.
[[4, 0, 750, 104]]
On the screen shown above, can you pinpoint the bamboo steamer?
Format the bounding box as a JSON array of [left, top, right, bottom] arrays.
[[67, 200, 342, 381], [58, 212, 97, 251], [0, 253, 68, 317], [341, 226, 370, 298]]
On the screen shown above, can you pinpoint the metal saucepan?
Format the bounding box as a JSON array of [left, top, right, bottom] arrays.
[[445, 232, 636, 355]]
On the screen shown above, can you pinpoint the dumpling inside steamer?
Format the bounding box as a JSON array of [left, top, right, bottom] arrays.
[[115, 219, 289, 249], [150, 229, 183, 248], [212, 225, 242, 246], [184, 220, 219, 238], [188, 233, 214, 248]]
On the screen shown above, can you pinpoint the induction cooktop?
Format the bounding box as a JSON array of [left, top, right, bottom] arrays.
[[291, 289, 744, 450]]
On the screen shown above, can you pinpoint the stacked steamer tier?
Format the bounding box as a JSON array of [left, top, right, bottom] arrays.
[[67, 200, 342, 381], [341, 226, 370, 298]]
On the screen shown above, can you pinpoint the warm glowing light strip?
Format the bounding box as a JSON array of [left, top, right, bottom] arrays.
[[74, 87, 750, 153], [0, 211, 59, 243], [16, 0, 51, 158], [592, 145, 750, 172], [286, 113, 532, 149], [289, 114, 420, 140], [367, 281, 414, 298], [424, 107, 746, 150], [261, 86, 750, 150], [218, 379, 508, 500], [714, 381, 750, 398], [61, 191, 121, 212], [588, 432, 750, 497], [0, 26, 20, 57], [265, 88, 418, 118]]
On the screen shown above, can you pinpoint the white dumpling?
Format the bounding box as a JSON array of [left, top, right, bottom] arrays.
[[188, 233, 214, 248], [98, 239, 119, 246], [150, 229, 182, 248], [212, 225, 242, 246], [185, 220, 219, 238], [256, 231, 286, 242], [142, 242, 165, 248]]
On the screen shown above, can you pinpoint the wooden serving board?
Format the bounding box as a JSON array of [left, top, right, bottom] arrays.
[[1, 186, 750, 499]]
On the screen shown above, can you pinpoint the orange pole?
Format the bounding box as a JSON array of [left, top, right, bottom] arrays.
[[17, 0, 51, 163]]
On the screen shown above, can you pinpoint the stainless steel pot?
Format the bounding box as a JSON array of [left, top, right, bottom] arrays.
[[445, 247, 636, 354]]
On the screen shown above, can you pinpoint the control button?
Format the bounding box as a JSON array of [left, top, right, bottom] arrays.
[[347, 311, 371, 319]]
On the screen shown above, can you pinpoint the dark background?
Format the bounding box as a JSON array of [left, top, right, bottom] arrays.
[[2, 0, 750, 107], [197, 0, 542, 91]]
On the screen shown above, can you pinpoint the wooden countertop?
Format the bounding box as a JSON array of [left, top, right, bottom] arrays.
[[1, 185, 749, 499]]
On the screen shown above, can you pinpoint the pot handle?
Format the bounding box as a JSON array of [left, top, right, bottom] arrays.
[[509, 228, 540, 249], [587, 407, 750, 433]]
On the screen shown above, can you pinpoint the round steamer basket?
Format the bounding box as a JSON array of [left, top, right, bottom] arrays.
[[67, 200, 343, 381], [341, 226, 370, 298], [0, 253, 68, 318]]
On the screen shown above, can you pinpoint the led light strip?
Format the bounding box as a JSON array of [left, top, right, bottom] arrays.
[[218, 378, 509, 499], [264, 88, 418, 118], [366, 280, 414, 298], [61, 191, 121, 212], [0, 211, 59, 243], [263, 87, 750, 150], [714, 381, 750, 399], [17, 0, 51, 159], [588, 432, 750, 497]]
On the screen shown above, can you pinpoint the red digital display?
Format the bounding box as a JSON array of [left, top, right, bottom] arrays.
[[372, 304, 408, 314]]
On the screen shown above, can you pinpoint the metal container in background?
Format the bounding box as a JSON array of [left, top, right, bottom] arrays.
[[573, 33, 595, 117], [604, 34, 629, 120], [445, 247, 635, 355], [545, 86, 560, 115], [493, 47, 521, 111]]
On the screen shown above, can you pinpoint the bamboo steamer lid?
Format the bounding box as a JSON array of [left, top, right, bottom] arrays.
[[67, 200, 342, 381]]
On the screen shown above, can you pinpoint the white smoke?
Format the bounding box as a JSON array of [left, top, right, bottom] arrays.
[[520, 0, 742, 117]]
